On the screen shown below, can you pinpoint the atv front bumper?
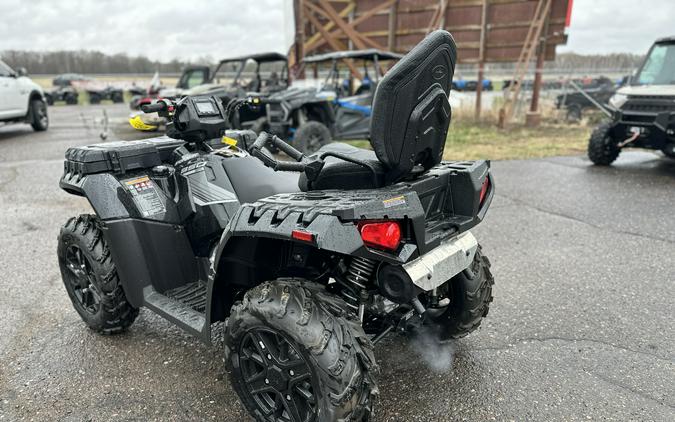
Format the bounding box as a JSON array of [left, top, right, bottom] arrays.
[[403, 231, 478, 291]]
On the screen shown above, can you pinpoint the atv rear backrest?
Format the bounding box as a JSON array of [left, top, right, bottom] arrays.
[[369, 30, 456, 184]]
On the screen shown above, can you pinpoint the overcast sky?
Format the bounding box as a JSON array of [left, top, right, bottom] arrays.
[[0, 0, 673, 61]]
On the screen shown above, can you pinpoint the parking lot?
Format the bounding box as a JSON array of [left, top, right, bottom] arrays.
[[0, 104, 673, 421]]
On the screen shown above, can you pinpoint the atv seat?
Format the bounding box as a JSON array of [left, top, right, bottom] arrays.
[[299, 30, 456, 192], [299, 143, 385, 191]]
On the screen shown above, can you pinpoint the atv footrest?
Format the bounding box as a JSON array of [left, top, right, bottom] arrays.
[[164, 281, 208, 313], [143, 285, 206, 336]]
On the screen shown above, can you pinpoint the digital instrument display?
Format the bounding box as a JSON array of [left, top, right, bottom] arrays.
[[195, 101, 216, 115]]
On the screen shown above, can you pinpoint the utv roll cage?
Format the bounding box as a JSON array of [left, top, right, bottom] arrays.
[[304, 49, 403, 96], [177, 52, 289, 93]]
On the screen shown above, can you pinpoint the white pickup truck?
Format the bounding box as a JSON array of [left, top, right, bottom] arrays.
[[0, 59, 49, 131]]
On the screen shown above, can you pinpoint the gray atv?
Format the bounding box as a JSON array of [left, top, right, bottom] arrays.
[[57, 31, 494, 421]]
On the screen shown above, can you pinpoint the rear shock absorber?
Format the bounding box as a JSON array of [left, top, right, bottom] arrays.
[[342, 257, 377, 321]]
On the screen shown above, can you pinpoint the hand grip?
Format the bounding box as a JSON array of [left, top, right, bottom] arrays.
[[141, 102, 167, 113], [249, 132, 308, 173]]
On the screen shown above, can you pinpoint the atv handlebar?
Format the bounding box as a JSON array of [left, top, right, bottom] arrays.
[[140, 101, 168, 113], [252, 132, 305, 162], [249, 132, 308, 172]]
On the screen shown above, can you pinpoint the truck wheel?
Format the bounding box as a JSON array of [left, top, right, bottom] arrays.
[[29, 98, 49, 131], [423, 245, 494, 341], [566, 104, 582, 122], [226, 279, 378, 422], [57, 215, 138, 334], [588, 122, 620, 165], [294, 121, 332, 154], [662, 147, 675, 159]]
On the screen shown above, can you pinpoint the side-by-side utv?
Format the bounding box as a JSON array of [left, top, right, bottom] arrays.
[[57, 31, 494, 421], [131, 53, 289, 129], [250, 49, 403, 153], [588, 36, 675, 164], [158, 52, 289, 102]]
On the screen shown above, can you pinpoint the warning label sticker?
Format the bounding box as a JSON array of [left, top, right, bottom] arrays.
[[123, 176, 166, 217], [383, 195, 406, 208]]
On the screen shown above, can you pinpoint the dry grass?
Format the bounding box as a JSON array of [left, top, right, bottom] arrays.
[[346, 114, 594, 162], [442, 117, 592, 161]]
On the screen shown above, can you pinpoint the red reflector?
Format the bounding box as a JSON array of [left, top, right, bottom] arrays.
[[292, 230, 314, 243], [359, 221, 401, 251], [479, 177, 490, 205]]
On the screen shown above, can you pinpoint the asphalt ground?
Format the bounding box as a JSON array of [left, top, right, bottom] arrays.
[[0, 104, 673, 421]]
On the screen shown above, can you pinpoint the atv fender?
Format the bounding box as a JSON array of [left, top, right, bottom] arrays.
[[59, 173, 132, 219], [59, 172, 182, 222], [206, 191, 426, 326], [209, 191, 425, 276]]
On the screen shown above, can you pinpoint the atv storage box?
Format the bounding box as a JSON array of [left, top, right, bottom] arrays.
[[64, 137, 186, 176]]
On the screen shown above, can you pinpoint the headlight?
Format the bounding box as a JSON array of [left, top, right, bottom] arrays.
[[609, 93, 628, 109]]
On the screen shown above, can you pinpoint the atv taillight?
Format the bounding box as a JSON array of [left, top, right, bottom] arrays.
[[292, 230, 315, 243], [479, 177, 490, 206], [359, 221, 401, 251]]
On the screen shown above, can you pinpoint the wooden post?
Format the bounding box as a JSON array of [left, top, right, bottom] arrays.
[[388, 0, 398, 51], [475, 0, 488, 120], [526, 13, 550, 127], [475, 62, 485, 120], [293, 0, 305, 80]]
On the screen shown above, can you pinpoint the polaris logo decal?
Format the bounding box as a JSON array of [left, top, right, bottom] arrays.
[[432, 65, 447, 80]]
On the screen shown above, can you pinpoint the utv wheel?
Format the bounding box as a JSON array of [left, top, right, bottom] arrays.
[[29, 99, 49, 131], [225, 279, 378, 422], [294, 121, 331, 154], [588, 122, 620, 165], [565, 104, 582, 122], [424, 245, 494, 341], [57, 215, 138, 334], [111, 92, 124, 103], [89, 94, 101, 104], [65, 93, 78, 105]]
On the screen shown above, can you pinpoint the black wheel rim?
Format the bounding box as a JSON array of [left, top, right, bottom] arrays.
[[64, 245, 101, 315], [239, 327, 317, 422]]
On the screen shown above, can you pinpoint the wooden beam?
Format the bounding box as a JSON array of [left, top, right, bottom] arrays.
[[305, 0, 395, 53], [304, 6, 363, 79], [316, 0, 367, 49], [304, 1, 354, 49]]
